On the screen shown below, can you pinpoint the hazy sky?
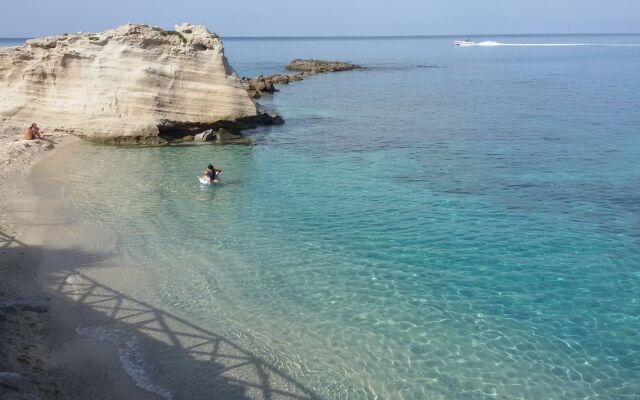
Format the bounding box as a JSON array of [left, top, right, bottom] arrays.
[[2, 0, 639, 37]]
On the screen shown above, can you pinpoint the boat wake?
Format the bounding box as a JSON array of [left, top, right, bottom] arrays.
[[475, 41, 640, 47]]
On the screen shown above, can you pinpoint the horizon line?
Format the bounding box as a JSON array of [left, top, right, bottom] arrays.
[[221, 32, 640, 41], [2, 32, 640, 41]]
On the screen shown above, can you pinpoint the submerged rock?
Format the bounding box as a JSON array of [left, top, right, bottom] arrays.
[[215, 127, 238, 142], [0, 23, 258, 144], [255, 110, 285, 125], [215, 128, 251, 144]]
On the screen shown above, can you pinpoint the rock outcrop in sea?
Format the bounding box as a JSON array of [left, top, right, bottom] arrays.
[[240, 60, 362, 98], [285, 59, 361, 73], [0, 23, 264, 144]]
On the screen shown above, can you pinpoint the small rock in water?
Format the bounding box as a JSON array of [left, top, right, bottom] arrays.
[[254, 111, 285, 125], [215, 128, 239, 142], [194, 129, 214, 142], [215, 128, 251, 144]]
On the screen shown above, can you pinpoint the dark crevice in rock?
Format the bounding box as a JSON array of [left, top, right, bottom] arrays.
[[83, 111, 283, 145], [158, 112, 283, 141], [78, 110, 284, 146]]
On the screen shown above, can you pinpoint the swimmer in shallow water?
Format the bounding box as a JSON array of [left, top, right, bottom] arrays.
[[202, 164, 222, 183]]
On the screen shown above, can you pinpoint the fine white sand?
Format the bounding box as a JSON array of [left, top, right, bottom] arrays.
[[0, 131, 320, 400], [0, 131, 159, 400]]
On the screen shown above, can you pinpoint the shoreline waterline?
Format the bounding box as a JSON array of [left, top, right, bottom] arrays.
[[0, 136, 166, 400], [20, 139, 323, 399], [1, 33, 639, 399]]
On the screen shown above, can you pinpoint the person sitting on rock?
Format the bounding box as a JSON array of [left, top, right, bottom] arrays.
[[23, 123, 45, 140], [203, 164, 222, 183]]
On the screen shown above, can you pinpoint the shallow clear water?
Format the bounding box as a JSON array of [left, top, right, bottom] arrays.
[[34, 35, 640, 399]]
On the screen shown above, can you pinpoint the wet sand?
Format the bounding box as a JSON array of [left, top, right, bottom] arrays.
[[0, 134, 160, 400], [1, 134, 321, 400]]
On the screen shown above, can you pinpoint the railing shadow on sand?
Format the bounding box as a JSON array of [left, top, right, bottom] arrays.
[[48, 267, 322, 400], [1, 230, 321, 400], [1, 230, 25, 249]]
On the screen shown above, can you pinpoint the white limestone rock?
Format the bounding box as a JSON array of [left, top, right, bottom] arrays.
[[194, 129, 214, 141], [0, 23, 257, 143]]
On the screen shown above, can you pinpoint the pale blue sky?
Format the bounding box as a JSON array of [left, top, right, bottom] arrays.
[[2, 0, 639, 37]]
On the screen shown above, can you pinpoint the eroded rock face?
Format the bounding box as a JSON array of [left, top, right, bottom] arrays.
[[0, 23, 258, 143]]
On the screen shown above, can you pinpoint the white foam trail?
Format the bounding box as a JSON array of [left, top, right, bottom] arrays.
[[475, 41, 640, 47], [76, 325, 173, 399]]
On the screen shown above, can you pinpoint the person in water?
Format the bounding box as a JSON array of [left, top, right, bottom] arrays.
[[203, 164, 222, 183], [23, 123, 45, 140]]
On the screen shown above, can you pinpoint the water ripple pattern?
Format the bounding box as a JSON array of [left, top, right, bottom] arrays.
[[35, 34, 640, 399]]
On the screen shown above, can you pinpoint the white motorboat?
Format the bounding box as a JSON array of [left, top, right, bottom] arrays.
[[454, 39, 476, 47]]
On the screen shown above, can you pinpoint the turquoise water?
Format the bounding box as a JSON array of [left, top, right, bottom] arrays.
[[33, 35, 640, 399]]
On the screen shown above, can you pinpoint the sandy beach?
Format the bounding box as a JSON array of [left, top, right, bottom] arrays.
[[1, 131, 321, 399], [0, 132, 163, 400]]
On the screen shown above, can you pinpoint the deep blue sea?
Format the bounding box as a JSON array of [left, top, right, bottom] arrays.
[[11, 35, 640, 399]]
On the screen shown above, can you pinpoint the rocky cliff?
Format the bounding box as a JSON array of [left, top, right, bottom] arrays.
[[0, 23, 258, 143]]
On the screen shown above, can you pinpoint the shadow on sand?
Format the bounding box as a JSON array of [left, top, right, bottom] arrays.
[[1, 231, 322, 400]]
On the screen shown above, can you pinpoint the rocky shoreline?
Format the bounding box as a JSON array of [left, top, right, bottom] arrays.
[[0, 24, 260, 145], [0, 23, 362, 145], [111, 109, 286, 145], [162, 60, 362, 143], [0, 136, 179, 400], [240, 59, 362, 98]]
